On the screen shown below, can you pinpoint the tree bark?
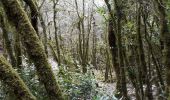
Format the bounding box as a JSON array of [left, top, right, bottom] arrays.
[[1, 0, 64, 99], [14, 31, 22, 68], [113, 0, 128, 99], [23, 0, 39, 36], [53, 0, 61, 66], [0, 55, 36, 100], [0, 12, 17, 68], [154, 0, 170, 99], [104, 0, 121, 94]]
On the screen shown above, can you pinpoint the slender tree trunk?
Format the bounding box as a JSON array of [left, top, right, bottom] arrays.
[[49, 42, 59, 63], [75, 0, 87, 73], [39, 13, 48, 56], [114, 0, 128, 99], [154, 0, 170, 99], [0, 13, 17, 68], [82, 0, 87, 73], [104, 0, 121, 94], [145, 19, 165, 90], [23, 0, 39, 37], [92, 17, 97, 69], [53, 0, 61, 66], [140, 5, 153, 99], [136, 4, 145, 100], [123, 48, 140, 100], [14, 32, 22, 68]]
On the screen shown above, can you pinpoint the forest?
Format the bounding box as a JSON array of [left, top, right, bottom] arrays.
[[0, 0, 170, 100]]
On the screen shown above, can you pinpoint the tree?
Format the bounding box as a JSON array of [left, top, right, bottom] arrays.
[[136, 2, 153, 99], [0, 11, 17, 68], [154, 0, 170, 99], [1, 0, 64, 99], [104, 0, 121, 94], [0, 55, 36, 100]]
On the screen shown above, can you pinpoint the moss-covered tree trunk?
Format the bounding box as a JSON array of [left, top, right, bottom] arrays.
[[113, 0, 128, 99], [23, 0, 39, 36], [92, 17, 97, 69], [0, 12, 17, 68], [14, 31, 22, 68], [108, 17, 121, 92], [136, 4, 153, 100], [104, 0, 121, 94], [39, 13, 48, 56], [23, 0, 48, 56], [1, 0, 64, 99], [53, 0, 61, 66], [0, 55, 36, 100]]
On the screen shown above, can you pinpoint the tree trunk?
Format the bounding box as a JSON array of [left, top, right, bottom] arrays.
[[114, 0, 128, 99], [53, 0, 61, 66], [39, 13, 48, 56], [1, 0, 64, 99], [0, 55, 36, 100], [0, 13, 17, 68], [14, 32, 22, 68], [104, 0, 121, 94], [136, 4, 153, 100], [23, 0, 39, 37], [154, 0, 170, 99]]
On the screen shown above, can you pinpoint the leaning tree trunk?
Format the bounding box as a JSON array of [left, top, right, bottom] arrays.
[[0, 12, 17, 68], [1, 0, 64, 99], [0, 55, 36, 100], [23, 0, 48, 55], [39, 13, 48, 56], [23, 0, 39, 37]]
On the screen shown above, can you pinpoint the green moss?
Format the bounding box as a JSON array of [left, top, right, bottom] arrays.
[[1, 0, 64, 99], [0, 10, 17, 68], [0, 55, 36, 100]]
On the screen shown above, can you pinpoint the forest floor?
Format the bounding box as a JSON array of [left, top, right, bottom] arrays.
[[48, 59, 159, 100], [93, 70, 159, 100], [94, 70, 144, 100], [49, 58, 135, 99]]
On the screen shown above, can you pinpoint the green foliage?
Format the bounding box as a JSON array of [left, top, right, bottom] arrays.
[[0, 56, 117, 100], [58, 65, 118, 100], [96, 6, 109, 22], [96, 7, 106, 16], [58, 66, 96, 99], [20, 56, 48, 100]]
